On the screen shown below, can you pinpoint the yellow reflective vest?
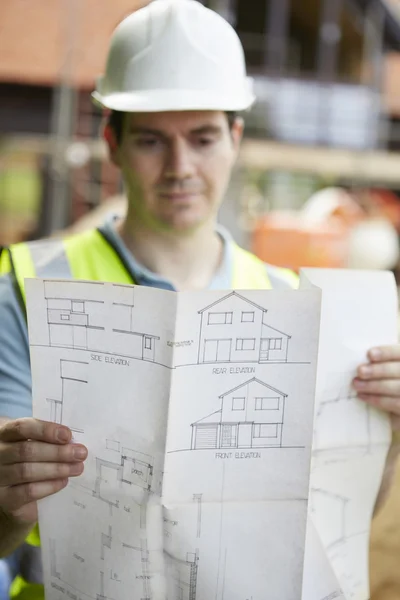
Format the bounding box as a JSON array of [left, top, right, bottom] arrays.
[[0, 226, 298, 600]]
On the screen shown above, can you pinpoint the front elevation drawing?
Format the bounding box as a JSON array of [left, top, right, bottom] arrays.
[[197, 292, 291, 364], [191, 378, 287, 450], [44, 280, 159, 361]]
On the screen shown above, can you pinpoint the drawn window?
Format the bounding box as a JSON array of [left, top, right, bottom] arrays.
[[60, 314, 70, 321], [253, 424, 278, 438], [144, 337, 152, 350], [232, 397, 245, 411], [236, 338, 256, 351], [255, 397, 280, 410], [241, 311, 255, 322], [208, 312, 233, 325], [269, 338, 282, 351], [72, 301, 84, 313]]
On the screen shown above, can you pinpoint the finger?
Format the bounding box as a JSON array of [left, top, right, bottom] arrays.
[[0, 461, 84, 486], [358, 394, 400, 416], [0, 479, 69, 512], [368, 346, 400, 363], [357, 362, 400, 381], [0, 419, 72, 445], [0, 440, 87, 465], [353, 378, 400, 397]]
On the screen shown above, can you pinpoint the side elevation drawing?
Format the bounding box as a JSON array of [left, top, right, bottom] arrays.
[[197, 292, 291, 364], [191, 378, 287, 450], [44, 280, 160, 361], [165, 549, 199, 600], [45, 280, 105, 350], [47, 359, 88, 434]]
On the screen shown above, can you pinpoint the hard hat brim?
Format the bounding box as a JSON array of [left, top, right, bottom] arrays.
[[91, 88, 255, 113]]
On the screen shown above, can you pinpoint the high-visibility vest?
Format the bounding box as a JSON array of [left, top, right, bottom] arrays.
[[0, 226, 298, 600]]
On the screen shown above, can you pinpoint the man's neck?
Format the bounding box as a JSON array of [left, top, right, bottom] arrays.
[[117, 218, 224, 291]]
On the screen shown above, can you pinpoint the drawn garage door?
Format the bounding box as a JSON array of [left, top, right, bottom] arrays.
[[195, 425, 218, 449]]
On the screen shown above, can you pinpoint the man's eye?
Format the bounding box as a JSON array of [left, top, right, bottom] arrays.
[[197, 137, 214, 146], [137, 137, 160, 147]]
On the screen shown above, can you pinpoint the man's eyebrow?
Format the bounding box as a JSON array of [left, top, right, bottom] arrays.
[[128, 127, 164, 136], [191, 125, 222, 135]]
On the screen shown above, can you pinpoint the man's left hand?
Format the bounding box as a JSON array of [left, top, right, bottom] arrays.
[[354, 346, 400, 432], [353, 345, 400, 512]]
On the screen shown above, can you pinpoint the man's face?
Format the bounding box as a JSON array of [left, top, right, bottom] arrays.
[[112, 111, 243, 233]]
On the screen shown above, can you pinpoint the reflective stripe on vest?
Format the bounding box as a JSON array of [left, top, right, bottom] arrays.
[[3, 228, 297, 599], [6, 228, 298, 296]]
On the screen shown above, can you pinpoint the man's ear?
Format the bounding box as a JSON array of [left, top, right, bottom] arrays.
[[103, 124, 120, 167]]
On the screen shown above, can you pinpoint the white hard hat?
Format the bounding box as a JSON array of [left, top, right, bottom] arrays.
[[92, 0, 255, 113]]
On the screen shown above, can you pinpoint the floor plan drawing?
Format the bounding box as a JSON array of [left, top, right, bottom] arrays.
[[47, 359, 88, 434], [190, 378, 287, 450], [93, 446, 154, 512], [197, 292, 291, 364]]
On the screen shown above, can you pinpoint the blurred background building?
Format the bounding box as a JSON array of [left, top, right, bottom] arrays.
[[2, 0, 400, 276]]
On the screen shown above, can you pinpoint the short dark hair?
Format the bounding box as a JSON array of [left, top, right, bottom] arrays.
[[107, 110, 238, 145]]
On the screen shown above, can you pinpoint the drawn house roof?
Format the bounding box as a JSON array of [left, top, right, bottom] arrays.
[[219, 377, 288, 399], [197, 292, 291, 338], [261, 323, 291, 339], [198, 292, 268, 314], [191, 379, 287, 426], [191, 409, 222, 426]]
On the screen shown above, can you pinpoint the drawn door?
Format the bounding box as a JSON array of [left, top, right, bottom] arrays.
[[221, 424, 238, 448], [143, 336, 155, 362], [216, 340, 231, 362], [238, 423, 253, 448], [203, 340, 231, 363], [259, 339, 270, 362]]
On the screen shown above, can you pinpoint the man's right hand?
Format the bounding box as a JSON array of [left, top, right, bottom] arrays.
[[0, 418, 87, 525]]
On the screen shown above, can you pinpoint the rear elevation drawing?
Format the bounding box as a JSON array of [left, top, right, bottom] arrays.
[[191, 378, 287, 450], [44, 280, 159, 361], [197, 292, 291, 364]]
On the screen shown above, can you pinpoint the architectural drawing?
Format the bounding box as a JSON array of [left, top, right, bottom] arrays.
[[191, 378, 287, 450], [197, 292, 291, 364], [165, 549, 199, 600], [26, 277, 324, 600], [93, 446, 153, 511], [47, 359, 88, 434], [45, 280, 159, 361]]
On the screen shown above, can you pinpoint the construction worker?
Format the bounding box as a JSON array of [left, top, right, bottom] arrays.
[[0, 1, 399, 598]]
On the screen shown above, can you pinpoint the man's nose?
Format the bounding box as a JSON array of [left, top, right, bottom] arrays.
[[164, 139, 195, 180]]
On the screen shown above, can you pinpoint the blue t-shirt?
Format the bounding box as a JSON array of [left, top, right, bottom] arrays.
[[0, 221, 240, 419]]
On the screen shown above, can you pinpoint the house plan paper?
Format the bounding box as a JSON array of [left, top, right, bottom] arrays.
[[26, 279, 322, 600], [300, 268, 399, 600]]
